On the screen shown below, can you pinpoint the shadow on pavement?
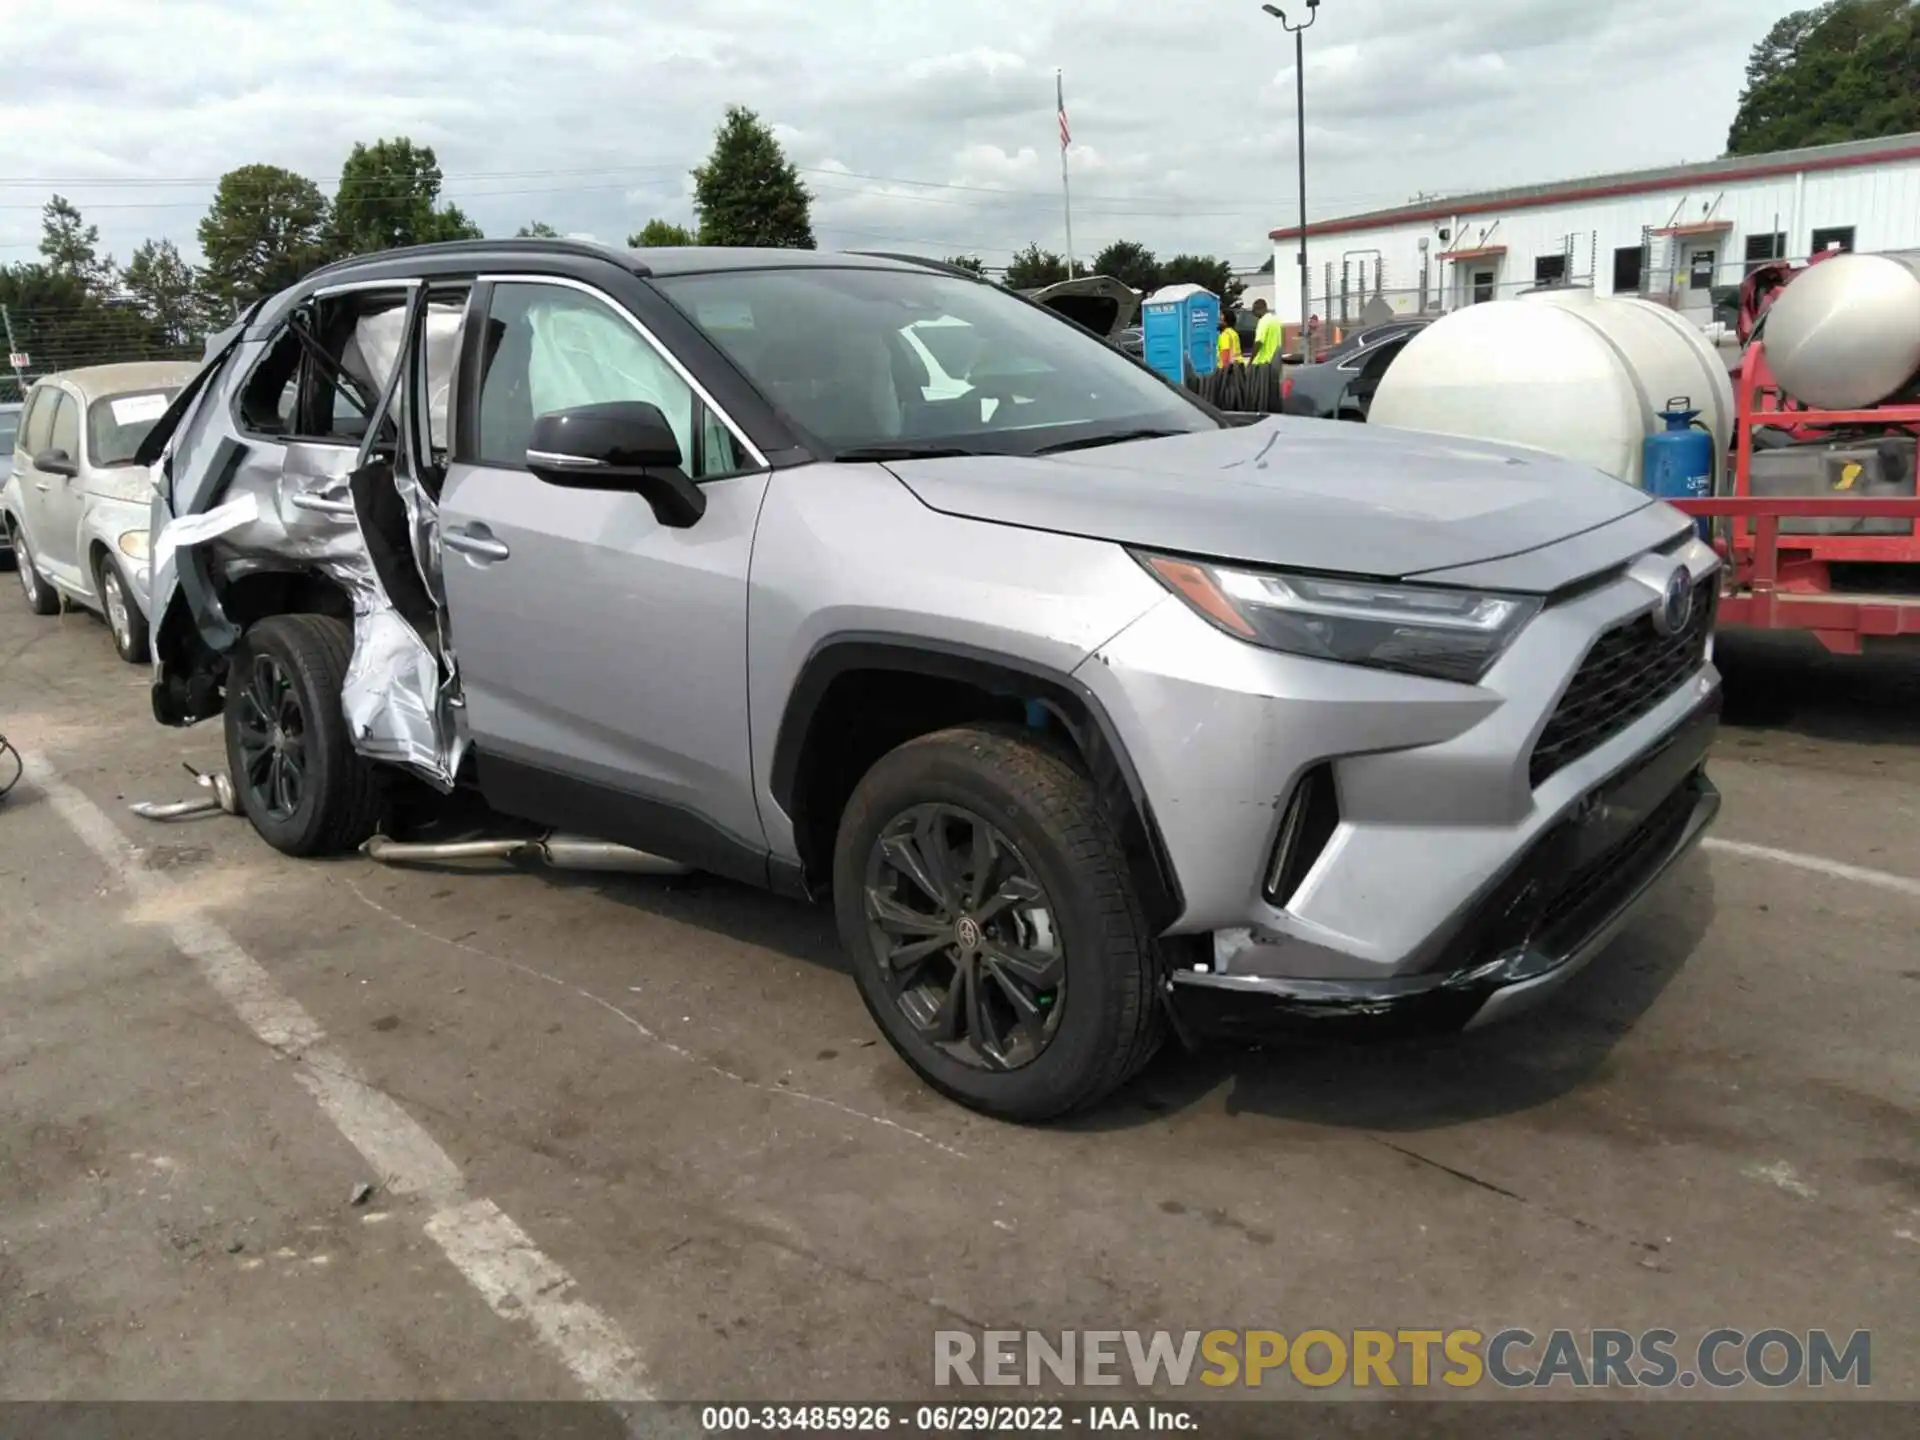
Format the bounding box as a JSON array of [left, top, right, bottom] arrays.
[[1716, 628, 1920, 744], [1085, 864, 1717, 1136]]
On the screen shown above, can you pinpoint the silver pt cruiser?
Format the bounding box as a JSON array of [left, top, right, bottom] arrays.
[[135, 240, 1721, 1120]]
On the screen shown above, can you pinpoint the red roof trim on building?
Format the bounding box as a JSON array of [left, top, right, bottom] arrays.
[[1655, 220, 1734, 236], [1441, 245, 1508, 262], [1270, 141, 1920, 242]]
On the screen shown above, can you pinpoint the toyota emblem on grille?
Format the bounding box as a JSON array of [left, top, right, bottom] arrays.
[[1653, 568, 1693, 637]]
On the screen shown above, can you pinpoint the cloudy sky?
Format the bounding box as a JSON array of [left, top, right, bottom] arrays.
[[3, 0, 1782, 274]]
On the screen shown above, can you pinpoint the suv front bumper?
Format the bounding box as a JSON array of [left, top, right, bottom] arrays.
[[1072, 527, 1724, 1041], [1164, 697, 1719, 1040]]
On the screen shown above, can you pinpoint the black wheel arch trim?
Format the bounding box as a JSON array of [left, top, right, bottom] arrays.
[[769, 633, 1186, 933]]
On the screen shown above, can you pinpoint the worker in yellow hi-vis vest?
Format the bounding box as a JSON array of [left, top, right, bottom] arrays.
[[1250, 298, 1283, 365], [1217, 311, 1242, 369]]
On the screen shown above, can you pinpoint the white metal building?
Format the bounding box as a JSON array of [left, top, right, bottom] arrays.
[[1268, 132, 1920, 329]]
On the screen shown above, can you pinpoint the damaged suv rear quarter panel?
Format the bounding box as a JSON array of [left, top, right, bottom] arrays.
[[148, 278, 467, 788]]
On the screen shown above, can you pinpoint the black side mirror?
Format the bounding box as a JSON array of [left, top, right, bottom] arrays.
[[524, 401, 706, 528], [34, 447, 78, 478]]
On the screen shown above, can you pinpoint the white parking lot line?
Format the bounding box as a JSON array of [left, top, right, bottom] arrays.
[[1703, 836, 1920, 901], [17, 749, 654, 1404]]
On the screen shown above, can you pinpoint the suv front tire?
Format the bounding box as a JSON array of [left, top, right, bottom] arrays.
[[833, 726, 1164, 1122]]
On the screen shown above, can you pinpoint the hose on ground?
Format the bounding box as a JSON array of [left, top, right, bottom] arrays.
[[1185, 361, 1286, 414]]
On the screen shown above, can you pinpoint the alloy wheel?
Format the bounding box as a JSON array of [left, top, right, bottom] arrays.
[[234, 653, 308, 821], [862, 803, 1066, 1071], [102, 567, 132, 651], [16, 538, 39, 604]]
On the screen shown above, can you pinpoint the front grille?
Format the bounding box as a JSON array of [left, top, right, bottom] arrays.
[[1531, 776, 1703, 953], [1439, 766, 1710, 977], [1530, 578, 1715, 788]]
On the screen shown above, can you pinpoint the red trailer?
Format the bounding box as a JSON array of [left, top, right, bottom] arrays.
[[1671, 337, 1920, 655]]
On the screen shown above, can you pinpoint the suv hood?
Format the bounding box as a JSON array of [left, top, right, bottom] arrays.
[[885, 418, 1659, 583]]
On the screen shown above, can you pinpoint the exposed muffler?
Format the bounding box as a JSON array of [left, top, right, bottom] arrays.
[[361, 833, 693, 875]]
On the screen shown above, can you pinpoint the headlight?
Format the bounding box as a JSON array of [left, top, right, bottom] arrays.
[[1136, 551, 1541, 683], [118, 529, 150, 560]]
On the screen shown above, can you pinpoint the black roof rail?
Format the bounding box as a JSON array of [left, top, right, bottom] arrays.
[[302, 236, 651, 283], [847, 251, 988, 281]]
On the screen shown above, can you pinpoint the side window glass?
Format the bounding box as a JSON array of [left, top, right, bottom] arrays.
[[700, 404, 741, 476], [48, 392, 80, 461], [21, 387, 55, 454], [238, 329, 302, 435], [477, 283, 731, 477]]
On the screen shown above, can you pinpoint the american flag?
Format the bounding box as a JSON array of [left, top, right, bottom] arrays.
[[1057, 73, 1070, 149]]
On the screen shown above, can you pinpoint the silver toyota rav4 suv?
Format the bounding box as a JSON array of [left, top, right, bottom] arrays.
[[138, 240, 1722, 1120]]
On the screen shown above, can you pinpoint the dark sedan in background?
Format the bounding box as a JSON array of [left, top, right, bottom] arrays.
[[1281, 316, 1433, 421]]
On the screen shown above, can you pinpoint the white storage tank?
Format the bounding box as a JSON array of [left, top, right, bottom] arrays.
[[1368, 288, 1735, 490], [1762, 252, 1920, 410]]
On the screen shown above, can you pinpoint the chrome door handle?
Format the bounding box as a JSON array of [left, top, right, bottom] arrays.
[[33, 481, 50, 492], [443, 526, 510, 562], [290, 492, 356, 517]]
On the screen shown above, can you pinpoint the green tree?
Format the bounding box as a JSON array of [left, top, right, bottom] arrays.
[[1004, 243, 1070, 289], [691, 106, 814, 248], [0, 262, 155, 386], [1090, 240, 1161, 293], [516, 220, 561, 238], [942, 254, 988, 276], [1160, 253, 1245, 308], [629, 218, 696, 246], [332, 137, 482, 257], [39, 195, 115, 295], [197, 164, 332, 315], [122, 239, 203, 348], [1727, 1, 1920, 155]]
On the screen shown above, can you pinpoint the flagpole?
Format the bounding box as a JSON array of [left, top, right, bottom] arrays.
[[1057, 69, 1076, 278]]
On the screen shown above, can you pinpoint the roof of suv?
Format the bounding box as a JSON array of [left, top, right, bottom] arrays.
[[245, 239, 968, 335], [306, 238, 943, 283]]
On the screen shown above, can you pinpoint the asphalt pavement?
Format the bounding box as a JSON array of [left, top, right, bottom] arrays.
[[1, 597, 1916, 1419]]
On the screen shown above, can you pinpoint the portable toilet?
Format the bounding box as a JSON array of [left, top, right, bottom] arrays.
[[1141, 284, 1221, 385]]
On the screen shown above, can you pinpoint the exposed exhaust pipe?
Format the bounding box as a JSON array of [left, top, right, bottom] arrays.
[[361, 833, 693, 875], [130, 766, 239, 822]]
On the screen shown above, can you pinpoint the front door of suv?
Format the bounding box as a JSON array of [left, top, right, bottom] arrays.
[[437, 276, 772, 881]]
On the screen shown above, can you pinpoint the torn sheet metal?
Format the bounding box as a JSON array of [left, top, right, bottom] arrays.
[[341, 605, 467, 786], [151, 289, 473, 793], [330, 300, 468, 788]]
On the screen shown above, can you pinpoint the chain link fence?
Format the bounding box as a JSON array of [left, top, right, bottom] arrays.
[[0, 305, 201, 402]]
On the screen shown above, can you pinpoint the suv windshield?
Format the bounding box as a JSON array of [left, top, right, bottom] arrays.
[[656, 267, 1215, 458], [87, 388, 181, 467]]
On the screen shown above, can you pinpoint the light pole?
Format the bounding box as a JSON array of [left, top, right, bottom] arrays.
[[1262, 1, 1321, 338]]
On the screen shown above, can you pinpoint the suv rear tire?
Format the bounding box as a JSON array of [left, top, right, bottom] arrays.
[[833, 726, 1163, 1122], [223, 614, 387, 856]]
